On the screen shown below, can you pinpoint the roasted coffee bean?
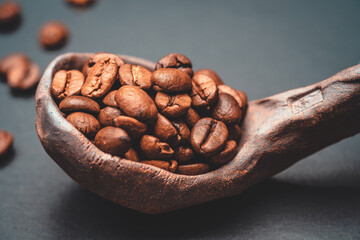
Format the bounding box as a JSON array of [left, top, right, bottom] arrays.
[[124, 148, 139, 162], [176, 163, 210, 175], [0, 1, 21, 27], [152, 113, 180, 145], [115, 85, 158, 122], [102, 90, 118, 107], [66, 112, 100, 138], [140, 160, 177, 172], [94, 126, 131, 156], [119, 64, 152, 91], [98, 107, 122, 127], [208, 140, 237, 166], [218, 85, 246, 112], [82, 52, 124, 78], [140, 135, 174, 159], [38, 21, 68, 50], [168, 160, 178, 172], [237, 90, 248, 112], [195, 69, 223, 86], [173, 146, 193, 163], [184, 107, 200, 128], [151, 68, 192, 93], [59, 96, 100, 115], [155, 92, 191, 118], [51, 70, 84, 100], [227, 124, 241, 142], [113, 115, 148, 139], [66, 0, 95, 8], [81, 57, 119, 98], [0, 130, 13, 157], [0, 53, 40, 91], [212, 93, 242, 125], [191, 73, 218, 109], [155, 53, 193, 77], [171, 119, 190, 145], [191, 118, 228, 157]]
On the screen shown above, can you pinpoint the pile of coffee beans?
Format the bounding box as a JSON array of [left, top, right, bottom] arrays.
[[51, 53, 247, 175]]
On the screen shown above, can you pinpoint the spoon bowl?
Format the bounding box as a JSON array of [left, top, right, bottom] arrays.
[[35, 53, 360, 214]]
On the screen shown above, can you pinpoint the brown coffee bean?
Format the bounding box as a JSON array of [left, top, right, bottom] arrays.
[[212, 93, 242, 125], [191, 73, 218, 109], [152, 113, 180, 145], [171, 119, 190, 145], [184, 107, 200, 128], [173, 146, 193, 163], [0, 130, 13, 157], [66, 112, 100, 138], [168, 160, 178, 172], [115, 85, 158, 122], [155, 92, 191, 118], [227, 124, 241, 142], [119, 64, 152, 91], [141, 160, 170, 171], [140, 135, 174, 159], [195, 69, 223, 86], [59, 96, 100, 115], [94, 126, 131, 156], [51, 70, 84, 100], [218, 85, 246, 112], [176, 163, 210, 175], [208, 140, 237, 166], [155, 53, 193, 77], [81, 57, 119, 98], [98, 107, 122, 127], [151, 68, 192, 93], [38, 21, 68, 50], [113, 115, 148, 139], [82, 52, 124, 78], [191, 117, 228, 157], [237, 90, 248, 112], [0, 1, 21, 27], [0, 53, 40, 91], [124, 148, 139, 162], [102, 90, 118, 107], [66, 0, 95, 8]]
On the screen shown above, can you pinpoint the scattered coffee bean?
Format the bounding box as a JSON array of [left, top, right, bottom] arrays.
[[115, 85, 158, 122], [0, 53, 40, 91], [195, 69, 223, 86], [218, 85, 246, 112], [173, 146, 194, 163], [155, 53, 193, 77], [119, 63, 152, 91], [0, 1, 21, 28], [208, 140, 237, 166], [98, 107, 122, 127], [66, 112, 100, 138], [191, 118, 228, 157], [66, 0, 95, 8], [0, 130, 13, 157], [94, 126, 131, 156], [155, 91, 191, 118], [212, 93, 242, 125], [140, 135, 174, 159], [151, 68, 192, 92], [38, 21, 69, 50], [175, 163, 210, 175], [83, 52, 124, 78], [184, 107, 200, 128], [102, 90, 118, 107], [191, 73, 218, 109], [52, 70, 84, 100], [113, 115, 148, 139], [59, 95, 100, 115], [124, 148, 139, 162]]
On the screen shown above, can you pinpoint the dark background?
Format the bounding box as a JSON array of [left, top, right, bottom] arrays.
[[1, 0, 360, 239]]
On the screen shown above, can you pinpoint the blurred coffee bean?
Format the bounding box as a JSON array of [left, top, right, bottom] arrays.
[[102, 90, 118, 107], [184, 107, 200, 128], [176, 163, 210, 175], [191, 73, 218, 109], [98, 107, 122, 127], [191, 118, 228, 157], [124, 148, 139, 162], [151, 68, 192, 92], [113, 115, 148, 139], [140, 135, 174, 159], [51, 70, 84, 100], [173, 146, 193, 163], [208, 140, 237, 166], [59, 96, 100, 115], [81, 57, 118, 98], [195, 69, 223, 86], [212, 93, 242, 125], [119, 64, 152, 91], [155, 53, 193, 77], [66, 112, 100, 138], [0, 1, 21, 29], [83, 52, 124, 78], [38, 21, 68, 50], [94, 126, 131, 156], [155, 92, 191, 118], [0, 130, 13, 157], [66, 0, 95, 8]]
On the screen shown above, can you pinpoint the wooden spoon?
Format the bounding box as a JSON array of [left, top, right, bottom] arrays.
[[35, 53, 360, 214]]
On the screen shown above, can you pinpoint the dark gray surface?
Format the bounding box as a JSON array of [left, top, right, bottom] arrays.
[[1, 0, 360, 239]]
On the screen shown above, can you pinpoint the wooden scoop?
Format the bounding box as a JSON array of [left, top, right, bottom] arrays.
[[35, 53, 360, 214]]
